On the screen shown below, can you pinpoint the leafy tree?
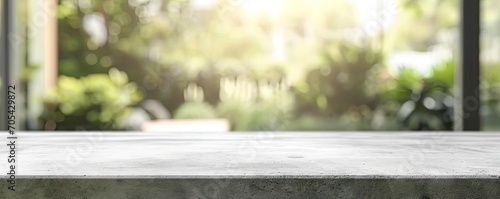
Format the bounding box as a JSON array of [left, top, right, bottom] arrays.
[[293, 41, 384, 116], [57, 0, 193, 111]]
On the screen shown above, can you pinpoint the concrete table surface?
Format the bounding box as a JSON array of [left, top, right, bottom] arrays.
[[1, 132, 500, 198]]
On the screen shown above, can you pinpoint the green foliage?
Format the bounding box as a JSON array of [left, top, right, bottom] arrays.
[[216, 100, 249, 130], [216, 82, 294, 131], [52, 0, 498, 131], [293, 41, 383, 116], [282, 111, 402, 131], [216, 97, 293, 131], [429, 59, 455, 89], [381, 60, 455, 130], [281, 115, 337, 131], [387, 0, 458, 51], [482, 63, 500, 95], [237, 98, 293, 131], [380, 67, 424, 104], [381, 60, 454, 105], [396, 79, 454, 130], [56, 0, 196, 113], [482, 63, 500, 130], [42, 68, 142, 130], [53, 0, 387, 131], [174, 102, 218, 119]]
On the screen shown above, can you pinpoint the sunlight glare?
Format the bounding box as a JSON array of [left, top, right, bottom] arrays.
[[241, 0, 282, 19]]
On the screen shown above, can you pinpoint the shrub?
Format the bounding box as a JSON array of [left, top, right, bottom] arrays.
[[293, 41, 383, 116], [41, 68, 142, 130], [217, 92, 294, 131], [173, 102, 218, 119], [281, 115, 337, 131], [216, 100, 249, 130], [237, 99, 292, 131]]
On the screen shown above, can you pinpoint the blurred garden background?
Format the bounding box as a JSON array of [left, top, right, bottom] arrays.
[[8, 0, 500, 131]]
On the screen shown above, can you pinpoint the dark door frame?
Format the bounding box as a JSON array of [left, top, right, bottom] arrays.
[[1, 0, 13, 131], [455, 0, 481, 131]]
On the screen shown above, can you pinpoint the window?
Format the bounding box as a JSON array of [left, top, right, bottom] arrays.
[[3, 0, 489, 132]]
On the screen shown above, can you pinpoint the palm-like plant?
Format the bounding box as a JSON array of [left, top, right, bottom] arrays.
[[388, 60, 455, 130], [396, 80, 454, 130]]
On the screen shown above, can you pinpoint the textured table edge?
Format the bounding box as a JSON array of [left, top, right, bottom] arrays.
[[2, 131, 500, 178], [2, 175, 500, 179]]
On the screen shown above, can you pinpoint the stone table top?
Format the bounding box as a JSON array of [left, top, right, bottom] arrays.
[[1, 132, 499, 179]]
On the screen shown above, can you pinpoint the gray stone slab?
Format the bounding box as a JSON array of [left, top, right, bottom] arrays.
[[1, 132, 499, 198]]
